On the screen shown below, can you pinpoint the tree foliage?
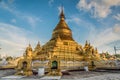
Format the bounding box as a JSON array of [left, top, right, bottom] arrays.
[[114, 54, 120, 58], [6, 56, 13, 61]]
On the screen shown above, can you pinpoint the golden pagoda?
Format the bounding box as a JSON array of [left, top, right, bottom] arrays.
[[16, 8, 103, 76], [34, 8, 84, 61], [15, 44, 33, 76], [12, 6, 120, 76], [31, 8, 102, 70]]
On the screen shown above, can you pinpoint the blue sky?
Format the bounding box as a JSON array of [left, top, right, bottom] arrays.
[[0, 0, 120, 57]]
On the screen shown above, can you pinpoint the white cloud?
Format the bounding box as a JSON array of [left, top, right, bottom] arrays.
[[0, 1, 14, 12], [57, 6, 64, 14], [67, 17, 81, 25], [0, 22, 39, 57], [77, 0, 120, 18], [48, 0, 54, 6], [11, 19, 16, 23], [88, 24, 120, 54], [23, 16, 42, 27], [8, 0, 14, 4], [113, 24, 120, 33], [113, 14, 120, 21], [0, 1, 42, 27], [66, 16, 96, 29]]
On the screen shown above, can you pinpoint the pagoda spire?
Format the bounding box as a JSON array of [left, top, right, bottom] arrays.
[[95, 48, 98, 52], [85, 40, 88, 46], [27, 43, 32, 51], [37, 41, 40, 46], [59, 6, 65, 20], [51, 6, 74, 41], [34, 41, 41, 51], [29, 43, 31, 47], [95, 47, 98, 51], [88, 42, 91, 46]]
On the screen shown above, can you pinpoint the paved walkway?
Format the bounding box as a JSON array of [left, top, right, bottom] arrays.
[[0, 70, 120, 80], [61, 71, 120, 79], [81, 74, 120, 80], [1, 75, 25, 79], [40, 76, 61, 79]]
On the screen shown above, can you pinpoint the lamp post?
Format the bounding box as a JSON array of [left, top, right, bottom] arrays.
[[114, 46, 120, 54]]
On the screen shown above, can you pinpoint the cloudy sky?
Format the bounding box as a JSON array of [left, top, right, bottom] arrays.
[[0, 0, 120, 57]]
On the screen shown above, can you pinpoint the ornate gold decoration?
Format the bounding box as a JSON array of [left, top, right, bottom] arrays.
[[31, 8, 103, 71], [15, 58, 33, 76], [15, 44, 33, 76], [47, 56, 62, 76]]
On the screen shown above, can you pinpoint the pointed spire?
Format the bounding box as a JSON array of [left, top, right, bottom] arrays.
[[37, 41, 40, 46], [88, 42, 91, 46], [51, 6, 74, 41], [95, 47, 98, 51], [29, 43, 31, 47], [38, 41, 40, 44], [86, 40, 88, 44], [95, 47, 98, 54], [26, 43, 32, 52], [59, 6, 65, 20], [85, 40, 88, 46], [34, 41, 41, 51]]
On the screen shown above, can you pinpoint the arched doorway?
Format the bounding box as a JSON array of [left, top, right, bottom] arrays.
[[91, 61, 95, 68], [51, 61, 58, 69], [22, 61, 27, 70]]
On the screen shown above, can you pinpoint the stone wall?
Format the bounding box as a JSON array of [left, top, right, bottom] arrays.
[[32, 60, 120, 72]]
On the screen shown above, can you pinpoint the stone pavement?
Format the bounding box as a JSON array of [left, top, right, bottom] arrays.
[[1, 75, 25, 79], [81, 74, 120, 80], [40, 76, 61, 79], [0, 70, 120, 80], [61, 71, 120, 79]]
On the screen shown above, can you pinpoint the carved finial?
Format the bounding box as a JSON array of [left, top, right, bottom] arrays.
[[95, 47, 98, 51], [37, 41, 40, 46], [85, 40, 88, 45], [29, 43, 31, 47], [59, 6, 65, 20], [38, 41, 40, 44], [95, 47, 98, 54], [26, 43, 32, 51], [88, 42, 91, 46], [34, 41, 41, 51]]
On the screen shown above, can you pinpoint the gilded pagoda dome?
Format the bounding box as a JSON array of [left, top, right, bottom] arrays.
[[51, 8, 74, 41]]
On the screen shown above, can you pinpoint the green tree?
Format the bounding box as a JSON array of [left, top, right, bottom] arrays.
[[6, 56, 13, 61], [114, 54, 120, 58], [0, 58, 2, 61]]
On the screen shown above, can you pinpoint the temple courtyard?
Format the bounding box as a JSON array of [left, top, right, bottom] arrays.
[[0, 69, 120, 80]]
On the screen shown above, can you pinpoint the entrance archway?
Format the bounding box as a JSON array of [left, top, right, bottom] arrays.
[[51, 61, 58, 69], [22, 61, 27, 70]]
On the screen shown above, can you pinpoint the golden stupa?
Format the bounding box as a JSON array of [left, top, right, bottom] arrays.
[[15, 8, 108, 76], [34, 8, 83, 61], [31, 8, 101, 69]]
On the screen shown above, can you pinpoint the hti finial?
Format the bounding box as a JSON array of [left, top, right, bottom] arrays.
[[59, 6, 65, 19], [29, 43, 31, 47], [38, 41, 40, 44], [85, 40, 88, 44], [37, 41, 40, 46]]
